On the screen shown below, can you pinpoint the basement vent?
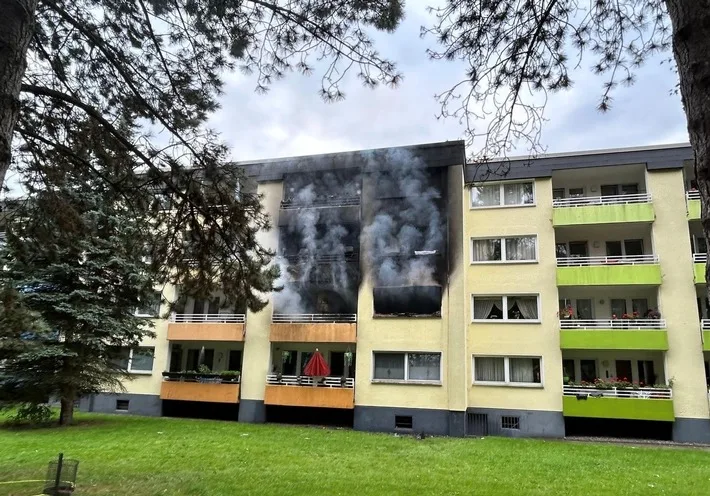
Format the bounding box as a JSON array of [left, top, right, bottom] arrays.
[[466, 413, 488, 436], [115, 400, 130, 411], [501, 416, 520, 430], [395, 415, 413, 430]]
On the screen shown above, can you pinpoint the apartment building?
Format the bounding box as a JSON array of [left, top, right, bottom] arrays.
[[79, 141, 710, 443]]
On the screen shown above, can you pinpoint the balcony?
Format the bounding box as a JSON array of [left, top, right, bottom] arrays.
[[687, 190, 700, 220], [694, 253, 706, 284], [552, 194, 654, 227], [563, 385, 674, 421], [702, 320, 710, 351], [160, 375, 240, 403], [560, 319, 668, 350], [557, 255, 661, 286], [270, 314, 357, 343], [264, 375, 355, 409], [167, 314, 246, 341]]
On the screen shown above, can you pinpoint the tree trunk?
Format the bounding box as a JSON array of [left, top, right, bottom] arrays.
[[0, 0, 37, 188], [59, 394, 75, 426], [665, 1, 710, 301]]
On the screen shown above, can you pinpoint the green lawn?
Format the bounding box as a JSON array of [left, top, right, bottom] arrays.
[[1, 413, 709, 495]]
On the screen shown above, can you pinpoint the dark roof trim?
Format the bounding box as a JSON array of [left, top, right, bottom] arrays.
[[238, 140, 466, 182], [464, 143, 693, 183]]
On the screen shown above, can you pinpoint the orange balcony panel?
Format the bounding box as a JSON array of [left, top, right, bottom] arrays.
[[160, 381, 240, 403], [270, 323, 356, 343], [167, 322, 245, 341], [264, 385, 354, 409]]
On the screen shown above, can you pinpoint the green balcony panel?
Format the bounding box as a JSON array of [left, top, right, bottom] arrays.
[[695, 263, 705, 284], [688, 199, 700, 220], [557, 264, 662, 286], [560, 330, 668, 350], [704, 331, 710, 351], [553, 203, 654, 226], [562, 396, 674, 422]]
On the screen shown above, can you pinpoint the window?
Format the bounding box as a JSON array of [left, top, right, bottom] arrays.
[[395, 416, 413, 429], [632, 299, 649, 317], [611, 299, 627, 318], [601, 184, 619, 196], [616, 360, 633, 381], [562, 359, 576, 383], [624, 239, 644, 256], [501, 416, 520, 430], [694, 235, 707, 254], [471, 182, 534, 208], [473, 356, 542, 386], [568, 187, 584, 198], [552, 188, 565, 200], [580, 360, 597, 382], [135, 292, 161, 317], [556, 243, 568, 258], [116, 400, 129, 411], [568, 241, 588, 257], [621, 184, 639, 195], [472, 295, 539, 321], [471, 236, 536, 263], [373, 352, 441, 383], [112, 347, 155, 373]]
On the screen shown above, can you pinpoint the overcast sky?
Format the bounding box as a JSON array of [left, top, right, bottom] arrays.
[[210, 1, 689, 162]]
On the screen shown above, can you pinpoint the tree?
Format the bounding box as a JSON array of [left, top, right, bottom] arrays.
[[0, 0, 404, 309], [424, 0, 710, 288], [0, 158, 160, 425]]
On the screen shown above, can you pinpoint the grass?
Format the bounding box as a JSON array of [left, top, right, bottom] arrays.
[[1, 413, 710, 495]]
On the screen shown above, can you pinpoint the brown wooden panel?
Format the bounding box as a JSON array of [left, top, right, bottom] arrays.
[[167, 323, 245, 341], [160, 382, 240, 403], [270, 323, 356, 343], [264, 385, 354, 409]]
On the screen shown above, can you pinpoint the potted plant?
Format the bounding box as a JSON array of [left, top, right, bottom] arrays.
[[220, 370, 241, 383]]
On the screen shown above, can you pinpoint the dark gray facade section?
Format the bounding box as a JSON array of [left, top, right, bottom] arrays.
[[465, 144, 693, 182], [241, 141, 466, 183], [672, 418, 710, 444], [238, 399, 266, 423], [448, 410, 466, 437], [354, 405, 460, 437], [79, 393, 162, 416], [465, 407, 565, 439]]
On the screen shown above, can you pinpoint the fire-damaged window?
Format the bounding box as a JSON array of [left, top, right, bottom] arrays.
[[367, 164, 447, 317], [281, 169, 361, 208], [472, 295, 540, 321]]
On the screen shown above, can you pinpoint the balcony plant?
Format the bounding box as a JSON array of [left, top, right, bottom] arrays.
[[220, 370, 241, 383], [558, 305, 575, 320]]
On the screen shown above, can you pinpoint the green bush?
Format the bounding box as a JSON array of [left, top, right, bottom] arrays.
[[12, 403, 53, 424]]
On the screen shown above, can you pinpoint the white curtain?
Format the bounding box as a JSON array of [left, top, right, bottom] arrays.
[[472, 185, 500, 207], [474, 298, 500, 319], [374, 353, 404, 380], [475, 357, 505, 382], [408, 353, 441, 381], [504, 183, 533, 205], [472, 239, 501, 261], [513, 297, 539, 320], [509, 358, 538, 383], [505, 237, 535, 261]]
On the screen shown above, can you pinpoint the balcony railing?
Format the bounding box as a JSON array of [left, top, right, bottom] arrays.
[[556, 254, 658, 267], [560, 319, 666, 330], [272, 313, 357, 323], [280, 196, 360, 209], [694, 253, 707, 263], [563, 385, 672, 399], [279, 253, 359, 263], [702, 319, 710, 330], [266, 374, 354, 388], [687, 190, 700, 201], [553, 193, 651, 207], [171, 313, 246, 323]]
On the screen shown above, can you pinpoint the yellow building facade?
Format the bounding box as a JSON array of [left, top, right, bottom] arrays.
[[80, 141, 710, 442]]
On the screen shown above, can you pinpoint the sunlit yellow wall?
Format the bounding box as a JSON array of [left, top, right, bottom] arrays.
[[648, 169, 710, 419], [464, 178, 563, 411], [240, 181, 283, 401], [354, 165, 465, 411]]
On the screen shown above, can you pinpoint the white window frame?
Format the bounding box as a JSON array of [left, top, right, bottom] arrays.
[[470, 181, 536, 209], [371, 351, 443, 385], [127, 347, 154, 375], [134, 292, 162, 317], [472, 356, 544, 388], [471, 294, 541, 323], [470, 235, 538, 264]]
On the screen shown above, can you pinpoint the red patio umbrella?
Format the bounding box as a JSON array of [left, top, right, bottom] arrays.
[[303, 349, 330, 378]]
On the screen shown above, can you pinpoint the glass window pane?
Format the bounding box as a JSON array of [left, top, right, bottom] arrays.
[[568, 242, 588, 257], [471, 185, 501, 207], [553, 188, 565, 200], [621, 184, 639, 195], [373, 353, 405, 380], [569, 188, 584, 197], [473, 297, 503, 319], [632, 299, 648, 318], [696, 236, 707, 254], [471, 239, 501, 262], [624, 239, 644, 256], [508, 296, 538, 320], [130, 347, 154, 372], [110, 348, 130, 370], [562, 359, 576, 383], [407, 353, 441, 381], [505, 237, 536, 261], [576, 299, 593, 319], [556, 243, 568, 258], [474, 357, 505, 382], [136, 292, 161, 316], [580, 360, 597, 382], [611, 299, 627, 318], [509, 358, 541, 383], [601, 184, 619, 196], [606, 241, 623, 257], [503, 183, 534, 205]]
